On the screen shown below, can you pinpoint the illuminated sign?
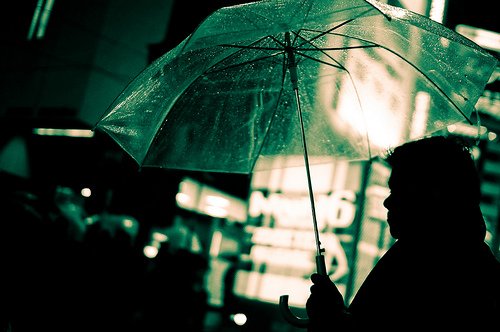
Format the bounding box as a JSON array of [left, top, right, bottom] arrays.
[[455, 24, 500, 53], [249, 190, 356, 230], [33, 128, 95, 138], [176, 177, 247, 222], [249, 227, 349, 282], [234, 160, 363, 306]]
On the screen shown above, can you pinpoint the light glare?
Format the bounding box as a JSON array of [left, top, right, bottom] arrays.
[[205, 205, 228, 218], [176, 192, 190, 205], [80, 188, 91, 197], [231, 313, 247, 326], [143, 245, 158, 258], [152, 231, 168, 242], [33, 128, 95, 138], [206, 195, 230, 207]]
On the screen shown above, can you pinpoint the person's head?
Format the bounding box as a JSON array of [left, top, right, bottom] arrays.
[[382, 135, 485, 242]]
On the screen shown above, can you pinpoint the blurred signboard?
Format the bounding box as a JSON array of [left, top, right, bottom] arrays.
[[234, 158, 364, 307], [176, 177, 248, 222], [455, 24, 500, 53]]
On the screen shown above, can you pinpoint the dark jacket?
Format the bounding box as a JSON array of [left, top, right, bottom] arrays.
[[348, 239, 499, 330]]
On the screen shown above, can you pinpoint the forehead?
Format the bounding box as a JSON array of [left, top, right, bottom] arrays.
[[387, 168, 400, 188], [388, 167, 431, 194], [387, 167, 414, 189]]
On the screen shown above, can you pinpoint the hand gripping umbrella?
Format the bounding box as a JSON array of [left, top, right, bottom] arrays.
[[94, 0, 497, 328]]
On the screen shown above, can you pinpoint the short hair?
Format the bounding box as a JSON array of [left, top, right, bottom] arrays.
[[383, 135, 486, 241], [384, 135, 481, 205]]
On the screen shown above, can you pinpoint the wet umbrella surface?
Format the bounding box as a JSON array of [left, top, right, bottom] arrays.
[[94, 0, 497, 327]]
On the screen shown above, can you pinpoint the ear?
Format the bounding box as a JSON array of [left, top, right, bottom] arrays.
[[429, 186, 460, 209]]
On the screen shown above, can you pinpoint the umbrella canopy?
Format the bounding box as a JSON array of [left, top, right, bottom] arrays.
[[94, 0, 496, 174], [94, 1, 497, 327]]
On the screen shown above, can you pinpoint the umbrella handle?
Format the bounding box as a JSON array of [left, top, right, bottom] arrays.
[[279, 295, 309, 328], [279, 253, 328, 328]]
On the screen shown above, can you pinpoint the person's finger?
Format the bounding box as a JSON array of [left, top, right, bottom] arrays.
[[310, 283, 320, 294], [311, 272, 330, 285]]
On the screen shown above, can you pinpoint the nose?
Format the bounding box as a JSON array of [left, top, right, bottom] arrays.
[[383, 194, 391, 210]]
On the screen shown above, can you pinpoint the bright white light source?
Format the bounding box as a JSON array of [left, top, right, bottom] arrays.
[[447, 124, 487, 138], [209, 231, 222, 257], [471, 146, 481, 160], [33, 128, 94, 138], [411, 92, 430, 138], [206, 195, 229, 207], [249, 191, 265, 217], [143, 245, 158, 258], [456, 25, 500, 53], [152, 231, 168, 242], [231, 313, 247, 326], [176, 192, 190, 206], [205, 205, 228, 218], [429, 0, 446, 23], [122, 219, 135, 228], [80, 187, 91, 197], [204, 195, 230, 218]]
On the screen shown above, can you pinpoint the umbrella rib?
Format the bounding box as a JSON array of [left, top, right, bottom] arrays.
[[201, 35, 284, 76], [293, 27, 380, 53], [297, 45, 378, 51], [248, 46, 289, 172], [218, 44, 284, 51], [242, 41, 288, 170], [294, 50, 373, 159], [292, 32, 373, 159], [291, 30, 378, 67], [218, 35, 286, 52], [293, 29, 377, 53], [383, 48, 472, 123], [295, 7, 376, 48], [204, 34, 289, 75], [204, 51, 284, 75], [269, 35, 286, 48], [322, 32, 473, 123], [292, 32, 347, 72], [297, 29, 379, 50], [298, 28, 472, 123], [248, 83, 287, 174], [141, 42, 277, 165], [295, 51, 343, 70], [211, 35, 280, 69]]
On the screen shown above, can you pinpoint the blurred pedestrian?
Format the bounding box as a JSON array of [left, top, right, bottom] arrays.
[[0, 173, 82, 332], [306, 135, 500, 331]]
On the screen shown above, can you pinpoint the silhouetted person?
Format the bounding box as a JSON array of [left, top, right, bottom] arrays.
[[306, 135, 500, 331], [140, 245, 208, 332], [0, 174, 85, 332]]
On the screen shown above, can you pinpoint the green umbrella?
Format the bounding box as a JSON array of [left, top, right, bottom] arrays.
[[94, 0, 497, 327]]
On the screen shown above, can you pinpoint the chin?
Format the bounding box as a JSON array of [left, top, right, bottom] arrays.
[[387, 219, 399, 239], [389, 229, 399, 239]]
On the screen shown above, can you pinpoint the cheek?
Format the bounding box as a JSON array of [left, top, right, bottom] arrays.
[[385, 193, 426, 218]]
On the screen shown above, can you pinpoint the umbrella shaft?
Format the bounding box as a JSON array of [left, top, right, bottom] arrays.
[[286, 31, 325, 262], [285, 32, 299, 90], [292, 87, 324, 259], [286, 32, 323, 257]]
